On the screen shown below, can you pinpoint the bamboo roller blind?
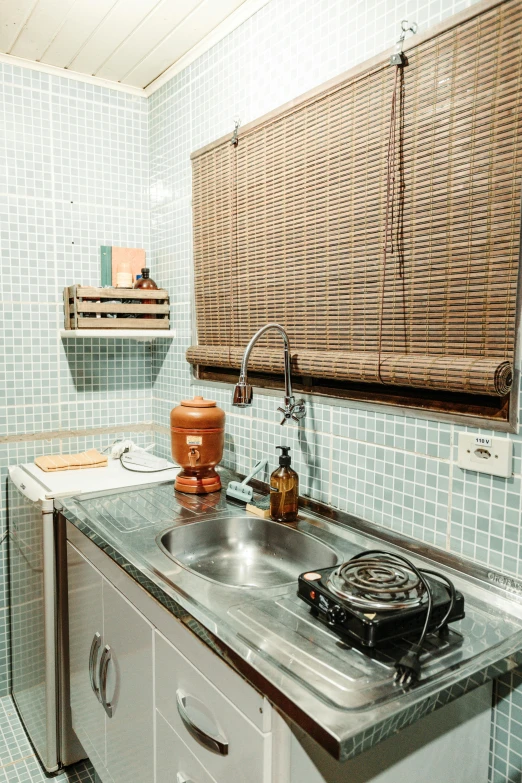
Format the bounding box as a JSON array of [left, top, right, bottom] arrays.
[[188, 0, 521, 398]]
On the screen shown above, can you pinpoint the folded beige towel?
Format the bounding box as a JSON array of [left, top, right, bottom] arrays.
[[35, 449, 108, 472]]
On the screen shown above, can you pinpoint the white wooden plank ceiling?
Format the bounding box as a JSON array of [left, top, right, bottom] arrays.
[[0, 0, 251, 89]]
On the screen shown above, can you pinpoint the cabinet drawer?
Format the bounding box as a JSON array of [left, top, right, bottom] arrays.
[[155, 631, 271, 783], [156, 709, 217, 783]]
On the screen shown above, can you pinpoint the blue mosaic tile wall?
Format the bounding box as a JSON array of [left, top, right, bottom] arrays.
[[147, 0, 522, 780], [1, 1, 521, 779], [0, 64, 152, 696]]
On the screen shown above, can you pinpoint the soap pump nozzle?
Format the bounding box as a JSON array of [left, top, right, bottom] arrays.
[[276, 446, 291, 466]]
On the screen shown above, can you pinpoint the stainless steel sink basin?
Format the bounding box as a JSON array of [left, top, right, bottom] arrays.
[[157, 515, 338, 588]]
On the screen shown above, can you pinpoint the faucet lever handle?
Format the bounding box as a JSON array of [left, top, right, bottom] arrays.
[[277, 406, 288, 426], [292, 400, 306, 421]]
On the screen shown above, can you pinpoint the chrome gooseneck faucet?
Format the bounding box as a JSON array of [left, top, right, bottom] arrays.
[[232, 323, 306, 425]]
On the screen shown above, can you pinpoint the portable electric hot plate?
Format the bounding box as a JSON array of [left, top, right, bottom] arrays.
[[298, 549, 465, 685]]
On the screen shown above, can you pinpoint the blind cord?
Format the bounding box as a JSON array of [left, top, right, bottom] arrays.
[[377, 21, 416, 384], [229, 117, 241, 365], [377, 63, 401, 384]]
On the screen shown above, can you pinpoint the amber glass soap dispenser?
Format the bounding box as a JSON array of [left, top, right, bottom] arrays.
[[270, 446, 299, 523]]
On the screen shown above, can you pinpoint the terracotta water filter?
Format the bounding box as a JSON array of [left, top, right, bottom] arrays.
[[170, 396, 225, 494]]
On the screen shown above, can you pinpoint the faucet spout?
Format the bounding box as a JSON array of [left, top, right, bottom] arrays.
[[232, 376, 252, 407], [232, 323, 306, 425]]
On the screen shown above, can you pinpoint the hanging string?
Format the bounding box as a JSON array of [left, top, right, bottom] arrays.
[[377, 65, 401, 383], [229, 117, 241, 365], [377, 21, 416, 383]]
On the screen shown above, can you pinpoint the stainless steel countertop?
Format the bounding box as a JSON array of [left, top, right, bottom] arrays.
[[58, 469, 522, 761]]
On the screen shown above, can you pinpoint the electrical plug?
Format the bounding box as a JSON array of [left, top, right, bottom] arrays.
[[110, 439, 136, 459], [394, 644, 422, 687]]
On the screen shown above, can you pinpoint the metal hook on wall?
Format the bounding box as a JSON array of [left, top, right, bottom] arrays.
[[390, 19, 418, 65], [230, 116, 241, 147], [401, 19, 418, 36]]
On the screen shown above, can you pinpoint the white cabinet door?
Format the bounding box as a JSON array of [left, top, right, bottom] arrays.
[[68, 542, 154, 783], [67, 542, 106, 773], [102, 577, 154, 783]]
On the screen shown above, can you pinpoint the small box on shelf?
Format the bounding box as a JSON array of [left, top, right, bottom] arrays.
[[63, 285, 170, 330]]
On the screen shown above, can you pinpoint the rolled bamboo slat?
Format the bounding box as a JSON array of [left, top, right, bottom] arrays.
[[186, 346, 513, 396]]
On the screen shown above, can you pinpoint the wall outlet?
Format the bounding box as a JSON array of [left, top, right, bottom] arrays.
[[457, 433, 513, 478]]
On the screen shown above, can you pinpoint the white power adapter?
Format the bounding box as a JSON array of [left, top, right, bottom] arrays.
[[109, 439, 154, 459], [107, 439, 177, 472]]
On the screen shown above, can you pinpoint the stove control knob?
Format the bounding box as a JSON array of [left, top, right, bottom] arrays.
[[326, 604, 346, 627]]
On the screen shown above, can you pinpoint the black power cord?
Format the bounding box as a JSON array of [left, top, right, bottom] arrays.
[[346, 549, 456, 687]]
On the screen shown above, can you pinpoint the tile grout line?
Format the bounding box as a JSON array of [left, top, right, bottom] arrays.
[[328, 408, 333, 505], [49, 84, 62, 436], [0, 422, 156, 444], [0, 194, 149, 213], [446, 424, 455, 551], [0, 751, 38, 771], [0, 78, 145, 106]]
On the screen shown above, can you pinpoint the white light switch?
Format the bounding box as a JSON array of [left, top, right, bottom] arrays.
[[457, 433, 513, 478]]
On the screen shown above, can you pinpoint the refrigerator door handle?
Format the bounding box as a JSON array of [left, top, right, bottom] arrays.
[[88, 633, 102, 702]]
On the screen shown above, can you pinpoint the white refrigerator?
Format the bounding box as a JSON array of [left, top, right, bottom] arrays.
[[7, 458, 178, 773]]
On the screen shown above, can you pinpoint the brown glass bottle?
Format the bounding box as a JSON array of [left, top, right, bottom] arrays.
[[134, 267, 158, 317], [270, 446, 299, 523]]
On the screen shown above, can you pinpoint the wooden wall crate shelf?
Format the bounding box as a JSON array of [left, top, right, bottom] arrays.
[[64, 285, 170, 330]]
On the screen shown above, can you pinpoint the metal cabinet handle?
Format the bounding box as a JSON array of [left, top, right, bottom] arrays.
[[88, 633, 102, 702], [99, 644, 114, 718], [176, 690, 228, 756]]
